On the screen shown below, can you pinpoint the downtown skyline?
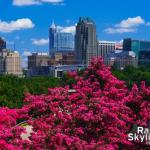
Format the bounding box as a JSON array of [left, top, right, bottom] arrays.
[[0, 0, 150, 57]]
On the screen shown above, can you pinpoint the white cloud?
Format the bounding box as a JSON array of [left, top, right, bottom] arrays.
[[105, 27, 136, 34], [0, 18, 35, 33], [13, 0, 40, 6], [57, 25, 76, 34], [13, 0, 64, 6], [115, 16, 145, 28], [22, 50, 33, 67], [23, 51, 32, 56], [41, 0, 63, 3], [32, 25, 75, 47], [146, 22, 150, 26], [32, 38, 49, 46], [105, 16, 145, 34]]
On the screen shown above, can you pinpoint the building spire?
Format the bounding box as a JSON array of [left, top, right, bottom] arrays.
[[51, 20, 56, 28]]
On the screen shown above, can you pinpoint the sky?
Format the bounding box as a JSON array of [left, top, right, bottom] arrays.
[[0, 0, 150, 60]]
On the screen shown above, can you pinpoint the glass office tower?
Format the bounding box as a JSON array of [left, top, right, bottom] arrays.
[[49, 21, 74, 55], [123, 38, 150, 58], [54, 32, 74, 52]]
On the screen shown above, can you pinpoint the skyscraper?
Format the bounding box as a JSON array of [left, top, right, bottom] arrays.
[[123, 38, 150, 58], [49, 21, 57, 54], [54, 32, 74, 52], [49, 21, 74, 55], [97, 41, 116, 58], [5, 51, 22, 75], [75, 17, 97, 65], [0, 49, 22, 76], [0, 37, 6, 51]]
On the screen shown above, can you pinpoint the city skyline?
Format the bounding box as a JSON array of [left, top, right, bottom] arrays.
[[0, 0, 150, 57]]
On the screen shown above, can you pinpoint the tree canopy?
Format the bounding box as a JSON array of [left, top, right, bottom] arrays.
[[0, 58, 149, 149], [0, 75, 60, 108]]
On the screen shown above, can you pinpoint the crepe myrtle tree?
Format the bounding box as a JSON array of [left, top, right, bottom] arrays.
[[0, 57, 149, 150]]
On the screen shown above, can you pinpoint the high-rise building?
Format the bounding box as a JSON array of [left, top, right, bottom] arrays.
[[0, 37, 6, 51], [0, 38, 22, 76], [49, 21, 74, 55], [49, 21, 57, 54], [123, 39, 132, 51], [28, 52, 51, 69], [97, 41, 116, 58], [0, 49, 22, 75], [75, 17, 97, 65], [139, 50, 150, 66], [54, 32, 74, 52], [5, 51, 22, 75], [123, 38, 150, 58]]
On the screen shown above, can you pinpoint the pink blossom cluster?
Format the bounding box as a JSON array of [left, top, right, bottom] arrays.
[[0, 58, 150, 150]]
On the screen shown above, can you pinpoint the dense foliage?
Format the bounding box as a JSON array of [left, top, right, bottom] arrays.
[[112, 65, 150, 88], [0, 76, 60, 108], [0, 58, 149, 149], [0, 65, 149, 109]]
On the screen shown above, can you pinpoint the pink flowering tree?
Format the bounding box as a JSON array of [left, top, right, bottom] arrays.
[[0, 57, 149, 150]]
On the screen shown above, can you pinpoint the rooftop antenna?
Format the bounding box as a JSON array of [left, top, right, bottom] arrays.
[[13, 42, 16, 51], [36, 46, 40, 53]]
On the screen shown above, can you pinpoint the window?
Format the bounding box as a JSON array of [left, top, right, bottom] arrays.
[[57, 71, 63, 78]]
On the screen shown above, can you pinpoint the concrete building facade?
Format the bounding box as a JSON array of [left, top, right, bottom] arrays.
[[5, 51, 22, 75], [0, 49, 22, 76], [28, 53, 51, 69], [104, 50, 138, 70], [97, 41, 116, 58], [26, 64, 86, 78]]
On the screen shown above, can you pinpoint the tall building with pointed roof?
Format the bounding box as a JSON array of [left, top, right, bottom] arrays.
[[49, 21, 57, 54], [51, 20, 57, 29], [49, 21, 74, 55]]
